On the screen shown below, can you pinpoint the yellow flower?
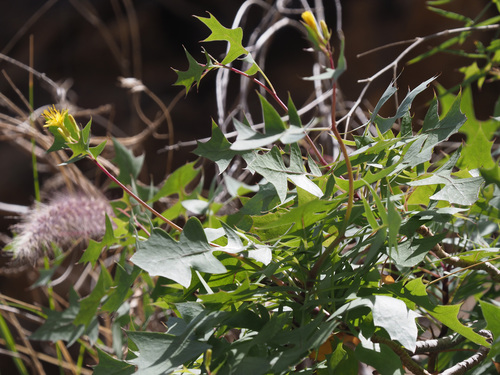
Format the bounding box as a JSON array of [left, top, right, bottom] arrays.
[[301, 11, 318, 31], [42, 105, 79, 143], [42, 105, 67, 128]]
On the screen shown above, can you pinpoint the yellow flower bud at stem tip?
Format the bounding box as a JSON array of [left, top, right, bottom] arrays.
[[320, 20, 331, 41], [301, 11, 318, 31]]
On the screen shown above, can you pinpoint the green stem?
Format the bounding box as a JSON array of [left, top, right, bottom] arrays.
[[0, 312, 29, 374], [89, 156, 183, 233]]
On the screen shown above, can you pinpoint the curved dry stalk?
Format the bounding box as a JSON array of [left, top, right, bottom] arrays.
[[418, 225, 500, 283], [0, 296, 45, 374], [338, 23, 500, 131]]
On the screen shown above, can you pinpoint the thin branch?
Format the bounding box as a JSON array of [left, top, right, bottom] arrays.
[[0, 52, 66, 101], [417, 225, 500, 283], [440, 331, 492, 375], [91, 156, 183, 233], [371, 335, 431, 375], [337, 23, 499, 131], [357, 24, 499, 84], [413, 333, 466, 355]]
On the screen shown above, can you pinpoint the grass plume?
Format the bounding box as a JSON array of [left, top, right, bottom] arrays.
[[7, 193, 112, 263]]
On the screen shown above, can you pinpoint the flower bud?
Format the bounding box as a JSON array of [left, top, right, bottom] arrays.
[[301, 11, 318, 31], [320, 20, 331, 41]]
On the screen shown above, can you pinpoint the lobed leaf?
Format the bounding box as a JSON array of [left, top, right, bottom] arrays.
[[172, 47, 206, 94], [196, 13, 248, 65], [247, 145, 323, 203], [131, 217, 227, 288], [112, 137, 145, 186]]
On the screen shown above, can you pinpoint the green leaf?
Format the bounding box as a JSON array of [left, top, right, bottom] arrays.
[[480, 164, 500, 189], [408, 35, 462, 65], [58, 120, 93, 164], [259, 93, 286, 134], [239, 53, 277, 95], [46, 125, 69, 153], [89, 140, 107, 159], [237, 182, 281, 216], [374, 77, 436, 133], [303, 38, 346, 83], [252, 199, 338, 240], [230, 97, 306, 150], [173, 47, 206, 94], [196, 13, 248, 65], [354, 332, 405, 375], [361, 196, 380, 230], [224, 174, 259, 197], [194, 120, 247, 173], [480, 300, 500, 358], [247, 145, 323, 203], [406, 145, 484, 206], [74, 265, 113, 327], [127, 330, 210, 374], [389, 92, 467, 176], [458, 124, 495, 170], [127, 307, 228, 374], [31, 289, 97, 347], [112, 137, 144, 185], [369, 81, 398, 126], [391, 234, 446, 267], [93, 348, 135, 375], [101, 263, 142, 312], [427, 6, 473, 23], [387, 196, 402, 254], [287, 94, 303, 128], [329, 295, 419, 352], [408, 171, 483, 205], [79, 214, 117, 267], [400, 111, 413, 138], [387, 279, 490, 347], [151, 161, 200, 202], [372, 296, 420, 352], [325, 345, 358, 374], [130, 217, 226, 287]]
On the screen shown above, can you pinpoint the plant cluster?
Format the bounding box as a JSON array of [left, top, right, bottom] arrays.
[[1, 1, 500, 374]]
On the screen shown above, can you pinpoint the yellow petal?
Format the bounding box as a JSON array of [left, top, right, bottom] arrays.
[[301, 11, 318, 31]]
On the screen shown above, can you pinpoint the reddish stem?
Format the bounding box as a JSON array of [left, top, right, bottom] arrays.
[[219, 64, 330, 169], [90, 156, 183, 233]]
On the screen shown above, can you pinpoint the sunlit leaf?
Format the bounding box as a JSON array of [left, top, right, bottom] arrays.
[[196, 13, 248, 65], [372, 296, 420, 352], [247, 145, 323, 203]]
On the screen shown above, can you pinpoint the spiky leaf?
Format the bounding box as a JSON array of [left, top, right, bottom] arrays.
[[130, 217, 226, 287], [196, 13, 248, 65]]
